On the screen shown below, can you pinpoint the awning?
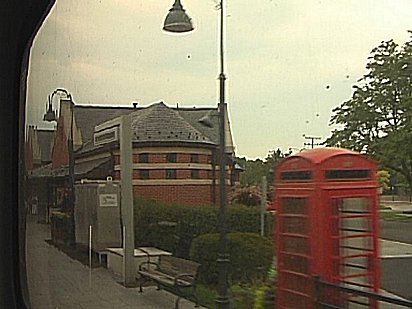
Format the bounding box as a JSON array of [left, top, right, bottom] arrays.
[[27, 157, 111, 179]]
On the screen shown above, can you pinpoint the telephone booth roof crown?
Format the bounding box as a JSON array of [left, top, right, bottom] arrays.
[[291, 147, 359, 165]]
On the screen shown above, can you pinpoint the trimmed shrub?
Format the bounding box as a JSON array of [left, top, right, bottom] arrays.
[[190, 232, 273, 285], [50, 211, 73, 245], [133, 198, 274, 258]]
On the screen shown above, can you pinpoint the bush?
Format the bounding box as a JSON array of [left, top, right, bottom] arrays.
[[133, 198, 274, 258], [190, 232, 273, 285], [231, 185, 262, 206], [196, 284, 261, 309], [50, 211, 72, 245]]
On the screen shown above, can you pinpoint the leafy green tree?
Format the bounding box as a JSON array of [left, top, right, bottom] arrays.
[[265, 148, 289, 186], [377, 170, 391, 192], [238, 158, 267, 186], [234, 149, 288, 206], [237, 148, 288, 187], [326, 32, 412, 195]]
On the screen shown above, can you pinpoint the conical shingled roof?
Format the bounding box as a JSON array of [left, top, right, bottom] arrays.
[[130, 102, 214, 144]]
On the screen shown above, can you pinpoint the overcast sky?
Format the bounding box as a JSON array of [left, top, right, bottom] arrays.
[[26, 0, 412, 159]]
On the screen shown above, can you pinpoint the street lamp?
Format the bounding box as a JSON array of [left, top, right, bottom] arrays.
[[43, 88, 71, 122], [163, 1, 230, 307], [163, 0, 193, 33], [43, 88, 76, 246]]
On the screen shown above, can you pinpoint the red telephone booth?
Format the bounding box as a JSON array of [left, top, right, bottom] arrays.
[[270, 147, 380, 308]]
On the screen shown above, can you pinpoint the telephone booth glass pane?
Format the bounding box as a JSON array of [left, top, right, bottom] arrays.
[[282, 197, 306, 214], [279, 197, 312, 303], [332, 197, 374, 291]]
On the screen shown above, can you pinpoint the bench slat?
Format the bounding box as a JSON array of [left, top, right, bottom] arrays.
[[138, 255, 200, 308]]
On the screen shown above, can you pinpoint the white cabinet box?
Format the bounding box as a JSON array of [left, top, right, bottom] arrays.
[[75, 180, 122, 252]]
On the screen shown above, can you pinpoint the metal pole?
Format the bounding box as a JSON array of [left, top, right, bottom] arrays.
[[260, 176, 267, 237], [68, 101, 76, 246], [89, 225, 92, 289], [216, 0, 230, 307], [120, 114, 135, 287]]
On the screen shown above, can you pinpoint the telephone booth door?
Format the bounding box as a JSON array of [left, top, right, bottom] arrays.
[[277, 194, 314, 308], [326, 191, 380, 308]]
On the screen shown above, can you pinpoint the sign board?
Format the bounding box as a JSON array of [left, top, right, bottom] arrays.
[[99, 194, 118, 207], [94, 126, 119, 146]]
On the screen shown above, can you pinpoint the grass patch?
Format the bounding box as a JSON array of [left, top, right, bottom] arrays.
[[196, 284, 217, 308], [380, 204, 392, 210], [196, 283, 273, 309], [380, 210, 412, 221]]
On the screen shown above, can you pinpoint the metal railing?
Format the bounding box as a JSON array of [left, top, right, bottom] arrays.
[[314, 276, 412, 308]]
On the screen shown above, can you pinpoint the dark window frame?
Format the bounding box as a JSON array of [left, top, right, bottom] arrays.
[[191, 169, 200, 179], [281, 170, 312, 181], [325, 169, 370, 180], [166, 169, 177, 179], [191, 154, 199, 163], [166, 153, 177, 163], [139, 169, 150, 179], [139, 153, 149, 163]]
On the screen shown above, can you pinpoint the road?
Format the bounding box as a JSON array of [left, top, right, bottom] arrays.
[[380, 219, 412, 301]]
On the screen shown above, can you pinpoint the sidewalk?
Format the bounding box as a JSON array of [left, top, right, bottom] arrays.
[[26, 216, 204, 309], [380, 198, 412, 212], [381, 239, 412, 258], [25, 215, 411, 308]]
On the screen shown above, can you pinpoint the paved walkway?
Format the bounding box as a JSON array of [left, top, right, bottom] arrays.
[[26, 216, 204, 309], [25, 214, 412, 308]]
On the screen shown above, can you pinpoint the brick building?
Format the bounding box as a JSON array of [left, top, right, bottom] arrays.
[[28, 98, 239, 210]]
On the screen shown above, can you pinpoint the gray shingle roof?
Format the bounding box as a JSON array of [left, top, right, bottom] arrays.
[[74, 105, 135, 143], [130, 102, 215, 145], [176, 107, 220, 144], [72, 102, 229, 156]]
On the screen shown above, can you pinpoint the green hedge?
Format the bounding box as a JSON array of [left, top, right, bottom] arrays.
[[133, 198, 274, 258], [190, 232, 273, 285], [50, 211, 73, 245]]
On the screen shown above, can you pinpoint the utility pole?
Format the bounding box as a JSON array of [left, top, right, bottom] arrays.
[[303, 135, 322, 149]]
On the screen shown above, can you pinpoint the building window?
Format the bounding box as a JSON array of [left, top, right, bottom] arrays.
[[140, 170, 149, 179], [139, 153, 149, 163], [191, 170, 199, 179], [166, 169, 177, 179], [191, 154, 199, 163], [166, 153, 177, 163]]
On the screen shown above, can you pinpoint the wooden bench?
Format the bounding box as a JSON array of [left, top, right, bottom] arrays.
[[138, 255, 200, 309]]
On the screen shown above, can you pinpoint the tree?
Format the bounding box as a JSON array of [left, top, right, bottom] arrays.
[[238, 157, 266, 186], [234, 149, 288, 206], [265, 148, 289, 186], [237, 148, 288, 187], [377, 170, 391, 192], [326, 32, 412, 195]]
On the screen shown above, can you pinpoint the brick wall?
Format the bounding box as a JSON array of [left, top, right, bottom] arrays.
[[112, 149, 233, 205]]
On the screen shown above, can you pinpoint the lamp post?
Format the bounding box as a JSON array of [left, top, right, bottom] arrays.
[[163, 1, 230, 307], [44, 88, 76, 246]]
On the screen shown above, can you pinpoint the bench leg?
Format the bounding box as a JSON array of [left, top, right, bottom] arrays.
[[174, 296, 181, 309], [139, 277, 149, 293]]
